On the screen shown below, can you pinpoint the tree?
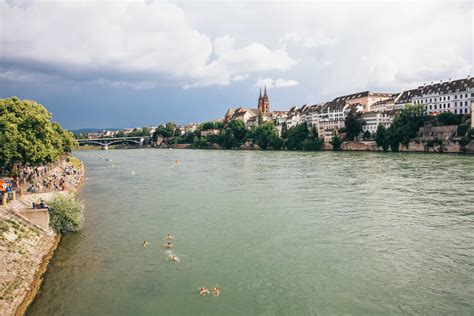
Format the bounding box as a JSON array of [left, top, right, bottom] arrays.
[[363, 130, 371, 140], [330, 132, 343, 151], [345, 107, 366, 140], [258, 112, 264, 125], [0, 97, 78, 169], [254, 121, 280, 149], [219, 120, 247, 149], [286, 122, 308, 150], [437, 112, 462, 126], [375, 124, 390, 151], [387, 104, 428, 149], [115, 130, 126, 138]]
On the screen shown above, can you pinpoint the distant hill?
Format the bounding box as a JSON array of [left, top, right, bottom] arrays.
[[70, 128, 121, 134]]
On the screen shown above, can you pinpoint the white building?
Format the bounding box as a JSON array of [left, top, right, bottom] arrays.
[[411, 76, 473, 115], [362, 111, 395, 134]]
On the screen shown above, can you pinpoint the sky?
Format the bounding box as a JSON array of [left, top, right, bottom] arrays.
[[0, 0, 472, 130]]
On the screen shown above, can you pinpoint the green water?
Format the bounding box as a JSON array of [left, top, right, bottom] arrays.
[[27, 150, 474, 315]]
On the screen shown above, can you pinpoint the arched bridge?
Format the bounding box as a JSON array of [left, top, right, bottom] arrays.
[[77, 137, 151, 150]]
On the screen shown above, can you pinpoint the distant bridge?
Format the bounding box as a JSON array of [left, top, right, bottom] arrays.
[[77, 137, 151, 150]]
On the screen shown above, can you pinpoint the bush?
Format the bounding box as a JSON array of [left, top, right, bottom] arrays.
[[457, 124, 470, 137], [49, 193, 84, 233], [330, 134, 343, 151], [303, 139, 324, 151]]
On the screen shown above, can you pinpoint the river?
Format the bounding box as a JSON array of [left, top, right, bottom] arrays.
[[27, 149, 474, 315]]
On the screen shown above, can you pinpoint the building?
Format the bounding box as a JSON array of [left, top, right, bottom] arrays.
[[393, 89, 419, 110], [332, 91, 394, 112], [257, 86, 270, 114], [362, 111, 395, 134], [410, 76, 473, 115]]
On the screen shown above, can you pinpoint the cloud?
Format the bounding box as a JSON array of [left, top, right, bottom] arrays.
[[255, 77, 299, 89], [0, 1, 295, 89]]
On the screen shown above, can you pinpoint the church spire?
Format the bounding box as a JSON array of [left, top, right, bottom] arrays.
[[259, 87, 262, 99], [264, 85, 268, 98]]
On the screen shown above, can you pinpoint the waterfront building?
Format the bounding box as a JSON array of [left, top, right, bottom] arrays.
[[332, 91, 394, 112], [408, 76, 473, 115], [362, 111, 395, 134], [285, 106, 302, 128], [472, 101, 474, 128]]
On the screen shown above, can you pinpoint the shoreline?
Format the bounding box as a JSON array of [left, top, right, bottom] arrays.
[[2, 157, 85, 316]]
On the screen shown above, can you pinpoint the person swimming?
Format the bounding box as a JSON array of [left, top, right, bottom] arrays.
[[211, 286, 220, 297], [143, 240, 150, 247], [164, 242, 172, 248], [165, 234, 175, 240], [199, 287, 210, 296], [170, 254, 179, 262]]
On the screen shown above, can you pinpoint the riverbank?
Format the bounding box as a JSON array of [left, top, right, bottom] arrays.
[[162, 139, 474, 154], [0, 157, 84, 316]]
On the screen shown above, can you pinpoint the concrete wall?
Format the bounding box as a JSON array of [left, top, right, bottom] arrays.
[[17, 209, 49, 231]]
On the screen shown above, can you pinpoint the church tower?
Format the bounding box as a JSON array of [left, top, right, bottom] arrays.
[[258, 86, 270, 114]]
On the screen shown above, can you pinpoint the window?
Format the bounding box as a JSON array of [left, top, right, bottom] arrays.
[[455, 95, 457, 99], [455, 109, 457, 114], [448, 96, 450, 100], [465, 94, 468, 98], [471, 93, 474, 97], [434, 98, 437, 101], [455, 102, 457, 106], [466, 101, 468, 106]]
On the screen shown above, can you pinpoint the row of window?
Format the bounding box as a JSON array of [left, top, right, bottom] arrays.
[[426, 108, 470, 114], [426, 101, 470, 110], [414, 92, 473, 104]]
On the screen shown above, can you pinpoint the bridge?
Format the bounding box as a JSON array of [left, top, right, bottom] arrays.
[[77, 136, 151, 150]]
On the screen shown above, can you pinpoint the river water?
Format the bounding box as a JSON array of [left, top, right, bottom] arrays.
[[27, 149, 474, 315]]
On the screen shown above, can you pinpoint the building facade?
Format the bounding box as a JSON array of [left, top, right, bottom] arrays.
[[411, 76, 473, 115]]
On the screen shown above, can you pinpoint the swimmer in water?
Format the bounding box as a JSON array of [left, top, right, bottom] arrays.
[[164, 242, 172, 248], [143, 240, 150, 247], [175, 160, 181, 165], [211, 286, 220, 297], [199, 287, 210, 296], [170, 254, 179, 262], [165, 234, 175, 240]]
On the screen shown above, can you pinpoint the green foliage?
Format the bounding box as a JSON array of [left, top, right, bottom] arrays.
[[457, 124, 470, 137], [375, 104, 428, 151], [286, 122, 309, 150], [303, 139, 324, 151], [254, 121, 280, 149], [153, 122, 176, 139], [330, 133, 343, 151], [375, 124, 390, 151], [363, 130, 371, 140], [344, 107, 366, 140], [437, 112, 462, 126], [49, 193, 84, 233], [0, 97, 78, 169], [115, 130, 126, 138], [220, 120, 246, 149], [128, 127, 150, 137], [200, 121, 223, 131]]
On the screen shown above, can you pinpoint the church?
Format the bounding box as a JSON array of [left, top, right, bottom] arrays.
[[224, 86, 271, 123], [257, 86, 270, 114]]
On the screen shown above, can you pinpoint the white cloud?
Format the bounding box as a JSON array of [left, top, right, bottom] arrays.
[[255, 77, 299, 89], [0, 1, 295, 89]]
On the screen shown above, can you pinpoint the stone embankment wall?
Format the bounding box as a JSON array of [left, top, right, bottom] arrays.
[[0, 207, 58, 316], [340, 140, 472, 153]]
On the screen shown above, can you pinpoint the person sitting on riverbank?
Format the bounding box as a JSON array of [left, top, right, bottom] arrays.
[[164, 242, 172, 248], [199, 287, 209, 296], [211, 286, 220, 297]]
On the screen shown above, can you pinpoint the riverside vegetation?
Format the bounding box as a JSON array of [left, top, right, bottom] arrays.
[[1, 97, 84, 314], [148, 104, 472, 152]]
